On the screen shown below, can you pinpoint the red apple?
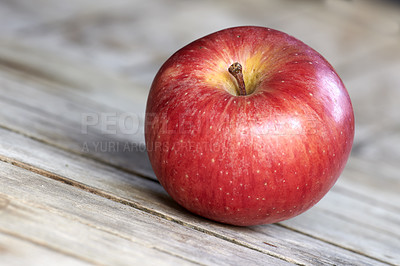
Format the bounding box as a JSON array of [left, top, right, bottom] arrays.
[[145, 26, 354, 226]]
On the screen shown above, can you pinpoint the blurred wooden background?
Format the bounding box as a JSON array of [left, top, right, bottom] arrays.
[[0, 0, 399, 265]]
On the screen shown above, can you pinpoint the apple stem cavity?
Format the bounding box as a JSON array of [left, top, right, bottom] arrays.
[[228, 62, 246, 96]]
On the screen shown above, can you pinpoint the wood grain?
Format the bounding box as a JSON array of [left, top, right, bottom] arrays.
[[0, 231, 90, 266]]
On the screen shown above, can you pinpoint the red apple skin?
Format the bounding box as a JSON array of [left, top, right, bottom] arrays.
[[145, 26, 354, 226]]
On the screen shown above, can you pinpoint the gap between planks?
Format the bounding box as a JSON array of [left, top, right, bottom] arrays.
[[0, 203, 202, 266], [0, 121, 155, 183], [275, 223, 393, 266]]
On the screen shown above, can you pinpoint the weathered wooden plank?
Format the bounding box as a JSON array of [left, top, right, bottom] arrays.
[[341, 157, 400, 212], [0, 128, 390, 265], [346, 60, 400, 167], [281, 209, 400, 266], [0, 231, 89, 266], [324, 184, 400, 236], [354, 129, 400, 168], [0, 161, 294, 266], [0, 40, 148, 116], [262, 4, 400, 71], [0, 66, 153, 178]]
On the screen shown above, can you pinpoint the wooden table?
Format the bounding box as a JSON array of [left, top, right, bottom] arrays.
[[1, 1, 399, 265]]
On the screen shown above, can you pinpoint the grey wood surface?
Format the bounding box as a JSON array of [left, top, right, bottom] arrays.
[[0, 0, 399, 265]]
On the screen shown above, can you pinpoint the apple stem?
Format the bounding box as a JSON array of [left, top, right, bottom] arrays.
[[228, 62, 246, 96]]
